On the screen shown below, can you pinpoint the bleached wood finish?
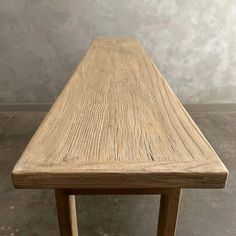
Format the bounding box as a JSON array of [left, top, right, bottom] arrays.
[[12, 37, 228, 189]]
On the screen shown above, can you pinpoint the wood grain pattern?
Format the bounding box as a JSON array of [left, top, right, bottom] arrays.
[[12, 37, 228, 189]]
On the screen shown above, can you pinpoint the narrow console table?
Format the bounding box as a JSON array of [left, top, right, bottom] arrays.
[[12, 37, 228, 236]]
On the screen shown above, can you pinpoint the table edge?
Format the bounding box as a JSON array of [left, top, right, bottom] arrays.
[[12, 168, 228, 189]]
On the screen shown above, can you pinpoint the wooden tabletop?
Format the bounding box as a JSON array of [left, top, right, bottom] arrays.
[[12, 38, 228, 189]]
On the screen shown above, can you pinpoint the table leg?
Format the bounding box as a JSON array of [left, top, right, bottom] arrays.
[[55, 189, 79, 236], [157, 188, 181, 236]]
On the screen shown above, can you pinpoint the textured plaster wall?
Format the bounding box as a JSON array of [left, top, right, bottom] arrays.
[[0, 0, 236, 103]]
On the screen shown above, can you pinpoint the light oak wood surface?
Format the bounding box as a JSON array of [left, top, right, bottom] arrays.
[[12, 37, 228, 189]]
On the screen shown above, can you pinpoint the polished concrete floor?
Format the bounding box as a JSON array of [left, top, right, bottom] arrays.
[[0, 108, 235, 236]]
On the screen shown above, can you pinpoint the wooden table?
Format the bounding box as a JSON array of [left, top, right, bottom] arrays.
[[12, 38, 228, 236]]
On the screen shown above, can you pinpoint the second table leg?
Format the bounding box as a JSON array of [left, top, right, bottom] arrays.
[[55, 189, 78, 236]]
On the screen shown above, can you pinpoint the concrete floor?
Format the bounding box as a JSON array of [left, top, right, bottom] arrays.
[[0, 108, 235, 236]]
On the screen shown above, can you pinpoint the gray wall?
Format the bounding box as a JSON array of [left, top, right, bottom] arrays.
[[0, 0, 236, 104]]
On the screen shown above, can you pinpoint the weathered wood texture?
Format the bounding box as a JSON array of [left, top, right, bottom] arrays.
[[157, 188, 181, 236], [55, 189, 78, 236], [12, 37, 228, 189]]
